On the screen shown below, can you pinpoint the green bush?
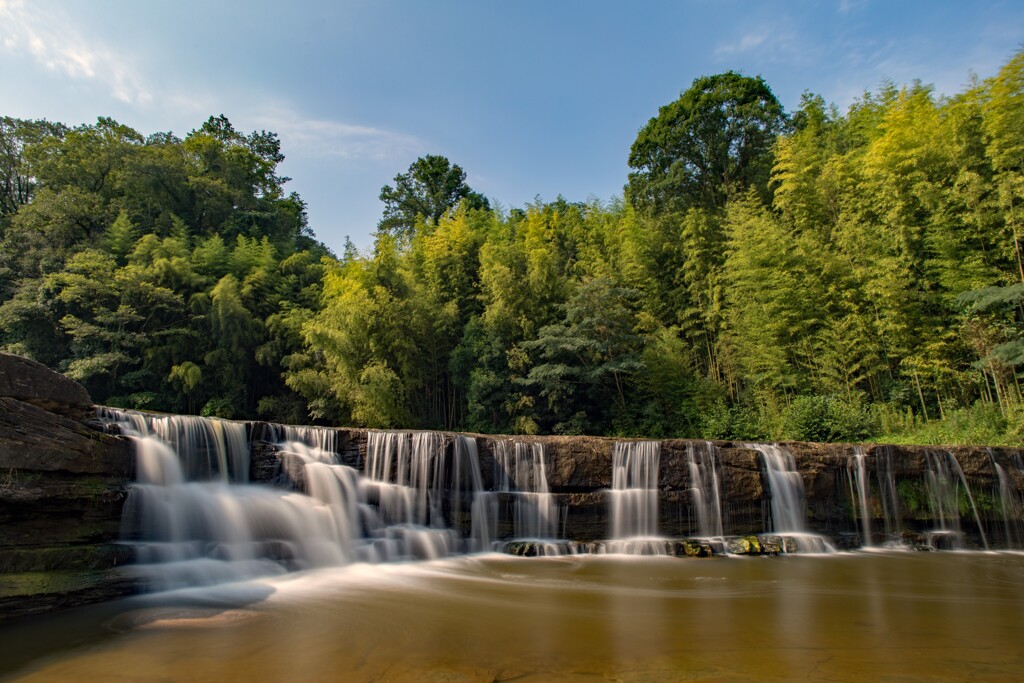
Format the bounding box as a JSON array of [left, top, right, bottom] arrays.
[[781, 395, 877, 443], [873, 401, 1016, 446], [699, 401, 772, 441]]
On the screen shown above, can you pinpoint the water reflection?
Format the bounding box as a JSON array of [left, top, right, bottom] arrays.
[[3, 552, 1024, 682]]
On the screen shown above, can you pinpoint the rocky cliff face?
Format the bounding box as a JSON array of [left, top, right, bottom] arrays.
[[0, 353, 135, 622]]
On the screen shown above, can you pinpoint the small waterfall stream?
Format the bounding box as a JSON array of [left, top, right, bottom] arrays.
[[991, 450, 1024, 549], [849, 446, 873, 547], [685, 441, 724, 539], [479, 440, 560, 552], [923, 450, 989, 550], [876, 446, 904, 543], [747, 443, 835, 553], [607, 441, 665, 554]]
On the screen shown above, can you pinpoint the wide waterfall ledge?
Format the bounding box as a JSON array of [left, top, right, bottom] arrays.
[[97, 408, 1024, 591]]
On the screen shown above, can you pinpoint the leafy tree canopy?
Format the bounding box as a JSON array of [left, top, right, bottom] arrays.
[[377, 154, 489, 242], [627, 72, 786, 214]]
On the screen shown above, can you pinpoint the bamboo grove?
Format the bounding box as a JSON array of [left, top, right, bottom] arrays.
[[2, 52, 1023, 444]]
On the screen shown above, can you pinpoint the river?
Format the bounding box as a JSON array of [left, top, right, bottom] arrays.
[[3, 551, 1023, 682]]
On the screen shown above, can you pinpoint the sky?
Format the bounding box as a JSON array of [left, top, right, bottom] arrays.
[[1, 1, 1022, 253]]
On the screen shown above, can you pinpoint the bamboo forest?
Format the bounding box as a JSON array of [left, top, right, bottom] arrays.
[[3, 52, 1024, 447]]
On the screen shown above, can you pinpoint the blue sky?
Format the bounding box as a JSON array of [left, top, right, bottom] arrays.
[[1, 1, 1021, 253]]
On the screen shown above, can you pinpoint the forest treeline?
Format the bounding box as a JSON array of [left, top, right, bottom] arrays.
[[2, 52, 1023, 444]]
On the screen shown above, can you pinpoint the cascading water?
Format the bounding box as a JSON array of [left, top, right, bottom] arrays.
[[119, 429, 355, 591], [685, 441, 724, 539], [99, 407, 249, 482], [875, 445, 904, 544], [354, 430, 488, 560], [990, 449, 1024, 549], [267, 423, 337, 452], [105, 409, 502, 591], [477, 440, 560, 553], [848, 446, 873, 547], [747, 443, 834, 553], [922, 450, 989, 550], [607, 441, 666, 555]]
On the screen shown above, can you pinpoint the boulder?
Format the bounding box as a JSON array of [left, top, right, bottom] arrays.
[[0, 352, 92, 417], [0, 359, 135, 623], [0, 397, 132, 476]]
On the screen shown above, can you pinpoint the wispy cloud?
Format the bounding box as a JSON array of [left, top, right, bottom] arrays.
[[715, 31, 768, 56], [713, 24, 813, 66], [0, 0, 150, 104], [837, 0, 869, 16], [253, 108, 425, 163]]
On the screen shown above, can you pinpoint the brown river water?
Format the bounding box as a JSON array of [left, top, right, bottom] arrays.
[[3, 551, 1024, 682]]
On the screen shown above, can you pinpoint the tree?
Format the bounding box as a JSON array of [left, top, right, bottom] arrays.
[[377, 154, 488, 241], [627, 72, 786, 214], [523, 277, 643, 434], [0, 117, 67, 230]]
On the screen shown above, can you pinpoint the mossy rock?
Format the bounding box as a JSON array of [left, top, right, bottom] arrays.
[[726, 536, 761, 555], [0, 544, 133, 573]]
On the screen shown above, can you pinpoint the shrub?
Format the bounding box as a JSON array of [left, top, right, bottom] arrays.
[[781, 395, 877, 443]]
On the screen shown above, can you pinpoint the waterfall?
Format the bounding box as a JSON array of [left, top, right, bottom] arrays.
[[747, 443, 834, 553], [495, 441, 558, 540], [848, 446, 873, 547], [923, 450, 988, 550], [875, 445, 903, 544], [100, 407, 249, 482], [104, 409, 504, 591], [990, 449, 1024, 549], [686, 441, 724, 539], [268, 423, 337, 452], [607, 441, 666, 554], [752, 443, 805, 532], [122, 434, 354, 591], [359, 431, 483, 561]]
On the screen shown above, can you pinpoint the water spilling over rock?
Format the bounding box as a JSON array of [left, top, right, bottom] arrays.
[[84, 409, 1024, 595], [606, 441, 666, 554], [745, 443, 835, 553]]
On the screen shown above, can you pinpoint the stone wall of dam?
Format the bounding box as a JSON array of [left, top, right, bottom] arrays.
[[3, 349, 1024, 621]]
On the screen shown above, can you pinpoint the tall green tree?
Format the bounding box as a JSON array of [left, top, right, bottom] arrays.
[[377, 154, 489, 241], [627, 72, 786, 214]]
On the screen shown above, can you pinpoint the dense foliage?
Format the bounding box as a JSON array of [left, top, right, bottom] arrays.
[[3, 53, 1024, 444], [0, 115, 329, 421]]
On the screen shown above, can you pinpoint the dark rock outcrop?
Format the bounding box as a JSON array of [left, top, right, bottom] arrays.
[[0, 355, 134, 623], [0, 352, 92, 418]]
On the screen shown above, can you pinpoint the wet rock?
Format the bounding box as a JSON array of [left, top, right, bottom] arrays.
[[759, 535, 784, 555], [674, 539, 716, 557], [727, 536, 762, 555], [500, 540, 574, 557]]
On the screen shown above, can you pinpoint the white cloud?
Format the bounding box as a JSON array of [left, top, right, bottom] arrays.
[[252, 107, 425, 163], [715, 31, 768, 56], [837, 0, 869, 16], [0, 0, 150, 104], [713, 24, 810, 65]]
